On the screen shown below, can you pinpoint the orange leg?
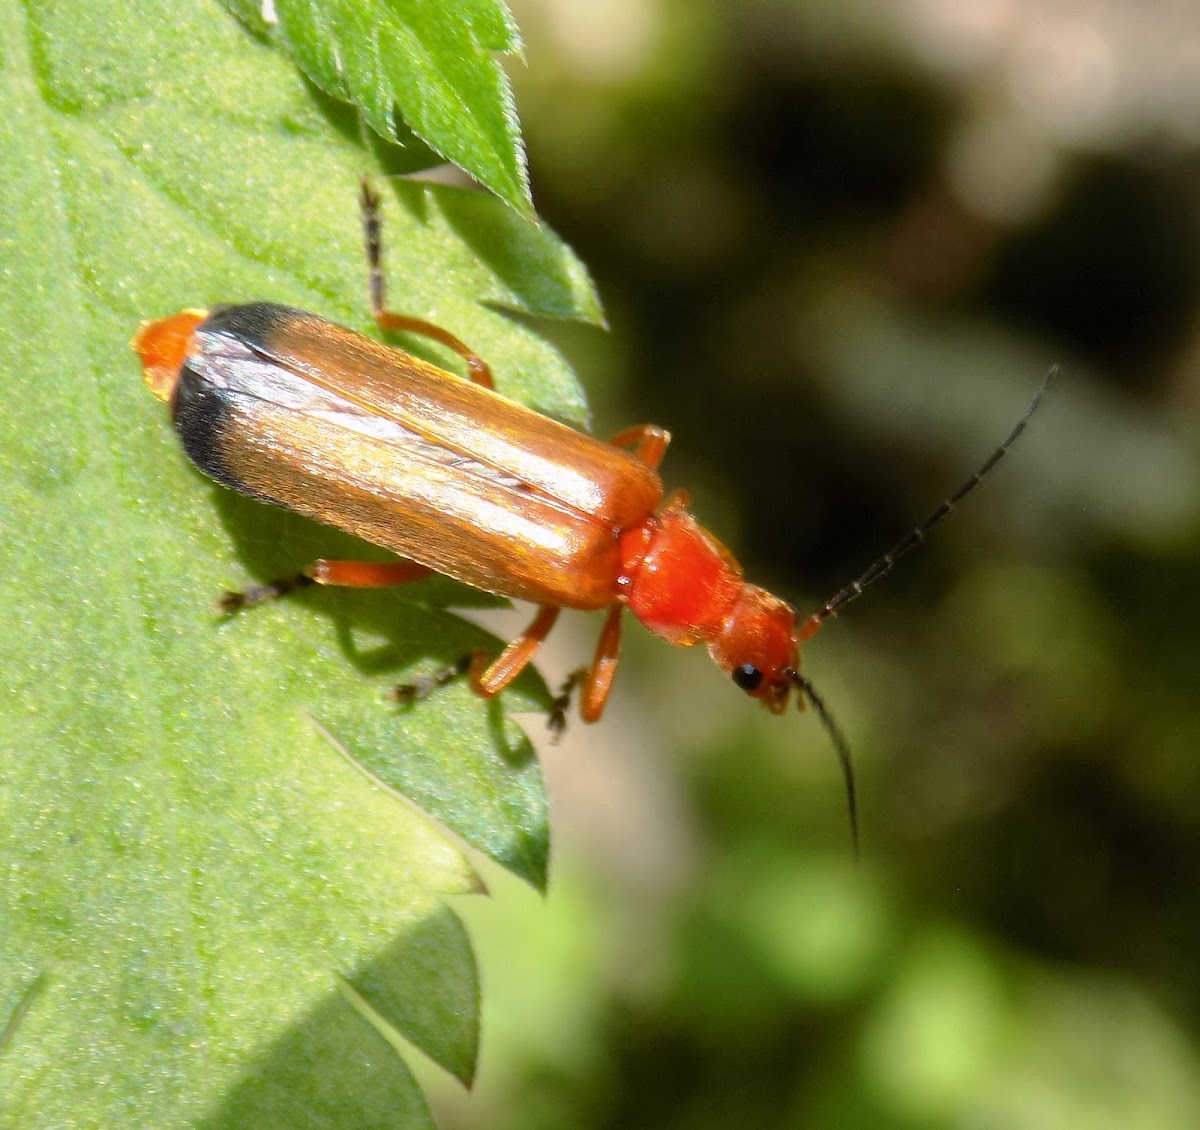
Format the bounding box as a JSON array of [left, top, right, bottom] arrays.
[[217, 558, 431, 613], [608, 424, 671, 469], [359, 178, 494, 389], [392, 604, 562, 714], [472, 605, 562, 697], [546, 603, 625, 734], [383, 596, 623, 733], [581, 603, 624, 723], [307, 559, 432, 587]]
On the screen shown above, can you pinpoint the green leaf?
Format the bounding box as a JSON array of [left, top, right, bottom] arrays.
[[0, 0, 600, 1122], [224, 0, 532, 213]]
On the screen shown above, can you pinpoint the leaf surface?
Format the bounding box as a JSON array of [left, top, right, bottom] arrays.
[[224, 0, 531, 211], [0, 0, 600, 1122]]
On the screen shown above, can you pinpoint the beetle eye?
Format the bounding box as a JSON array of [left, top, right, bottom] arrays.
[[732, 663, 763, 692]]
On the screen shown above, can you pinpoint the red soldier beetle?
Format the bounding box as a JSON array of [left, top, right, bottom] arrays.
[[134, 181, 1055, 851]]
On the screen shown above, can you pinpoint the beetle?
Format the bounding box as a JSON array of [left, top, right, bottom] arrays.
[[134, 181, 1055, 848]]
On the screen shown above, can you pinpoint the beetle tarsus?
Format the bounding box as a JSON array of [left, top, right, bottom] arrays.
[[548, 668, 587, 742], [390, 653, 476, 707], [215, 572, 315, 614]]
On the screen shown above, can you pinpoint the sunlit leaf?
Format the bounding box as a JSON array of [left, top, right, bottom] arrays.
[[0, 0, 601, 1121]]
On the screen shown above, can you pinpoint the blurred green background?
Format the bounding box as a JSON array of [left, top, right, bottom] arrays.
[[432, 1, 1200, 1127]]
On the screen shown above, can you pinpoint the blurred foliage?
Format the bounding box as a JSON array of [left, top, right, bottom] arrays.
[[431, 1, 1200, 1128]]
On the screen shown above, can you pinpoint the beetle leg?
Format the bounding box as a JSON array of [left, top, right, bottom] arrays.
[[388, 614, 549, 710], [476, 603, 623, 734], [391, 604, 562, 713], [473, 605, 562, 697], [391, 653, 474, 708], [373, 311, 494, 390], [391, 606, 558, 715], [580, 603, 624, 723], [359, 178, 494, 389], [547, 668, 587, 741], [607, 424, 671, 469], [217, 559, 432, 613], [216, 573, 316, 613], [306, 559, 433, 587], [536, 605, 626, 734]]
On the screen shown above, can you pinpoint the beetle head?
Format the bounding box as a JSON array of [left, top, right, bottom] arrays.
[[709, 583, 858, 856], [707, 585, 800, 712]]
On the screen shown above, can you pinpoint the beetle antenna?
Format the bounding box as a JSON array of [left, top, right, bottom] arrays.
[[792, 671, 859, 859], [796, 365, 1058, 643]]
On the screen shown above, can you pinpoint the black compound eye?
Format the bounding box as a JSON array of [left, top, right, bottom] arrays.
[[732, 663, 763, 692]]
